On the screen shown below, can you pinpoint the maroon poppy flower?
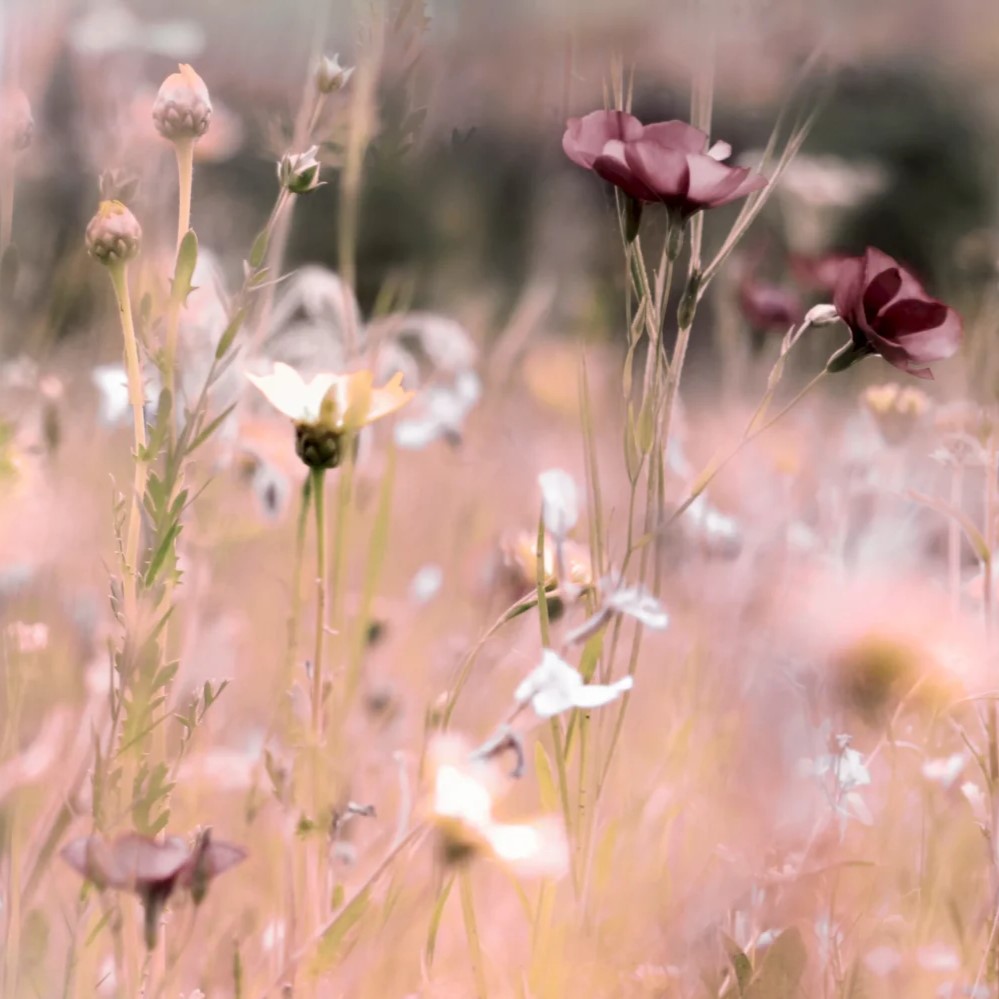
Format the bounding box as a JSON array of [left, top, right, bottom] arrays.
[[61, 829, 246, 949], [738, 277, 803, 332], [827, 247, 962, 379], [562, 110, 766, 220]]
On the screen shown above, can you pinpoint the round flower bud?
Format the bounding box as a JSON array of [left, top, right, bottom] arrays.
[[85, 201, 142, 265], [295, 422, 342, 469], [152, 64, 212, 141], [278, 146, 323, 195], [2, 87, 33, 153], [316, 54, 354, 94]]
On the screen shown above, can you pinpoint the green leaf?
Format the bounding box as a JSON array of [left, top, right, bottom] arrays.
[[720, 933, 753, 996], [171, 230, 199, 305], [745, 927, 807, 999], [215, 307, 246, 360], [310, 889, 370, 973], [187, 402, 237, 454], [577, 631, 603, 682], [534, 742, 558, 813], [143, 523, 182, 587], [248, 228, 269, 269], [424, 875, 454, 969]]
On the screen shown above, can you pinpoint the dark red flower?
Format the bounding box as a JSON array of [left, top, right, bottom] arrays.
[[828, 247, 962, 379], [563, 110, 766, 219], [738, 277, 803, 332], [61, 830, 246, 949]]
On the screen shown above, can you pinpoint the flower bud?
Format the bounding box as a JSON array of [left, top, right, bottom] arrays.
[[152, 64, 212, 141], [278, 146, 323, 195], [85, 201, 142, 265], [804, 303, 841, 327], [295, 421, 342, 469], [316, 54, 354, 94], [1, 87, 33, 153]]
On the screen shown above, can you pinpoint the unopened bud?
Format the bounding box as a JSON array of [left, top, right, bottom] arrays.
[[804, 303, 841, 327], [1, 88, 33, 153], [316, 54, 354, 95], [152, 64, 212, 141], [278, 146, 323, 195], [86, 201, 142, 265], [295, 421, 342, 469]]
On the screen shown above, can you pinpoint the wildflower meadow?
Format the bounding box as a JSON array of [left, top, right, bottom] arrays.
[[2, 0, 999, 996]]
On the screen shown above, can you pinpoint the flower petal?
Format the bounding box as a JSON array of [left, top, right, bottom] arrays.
[[640, 120, 708, 153], [246, 362, 311, 420], [571, 675, 633, 710], [622, 139, 690, 202], [562, 110, 643, 169]]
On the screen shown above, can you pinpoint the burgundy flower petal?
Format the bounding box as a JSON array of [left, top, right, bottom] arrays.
[[562, 110, 643, 169], [861, 267, 902, 326], [640, 120, 708, 154], [593, 143, 658, 201], [832, 256, 866, 329], [112, 834, 190, 890], [61, 835, 127, 890], [879, 300, 962, 360], [712, 169, 768, 207], [622, 139, 690, 202]]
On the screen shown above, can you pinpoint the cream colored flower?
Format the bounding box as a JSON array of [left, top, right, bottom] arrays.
[[245, 362, 337, 424], [428, 737, 567, 878]]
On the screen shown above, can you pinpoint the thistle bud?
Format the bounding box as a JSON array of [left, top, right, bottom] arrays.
[[152, 64, 212, 141], [1, 87, 33, 153], [316, 54, 354, 94], [278, 146, 323, 195], [86, 201, 142, 265]]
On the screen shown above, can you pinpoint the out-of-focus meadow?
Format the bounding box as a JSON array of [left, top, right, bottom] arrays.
[[4, 0, 999, 996]]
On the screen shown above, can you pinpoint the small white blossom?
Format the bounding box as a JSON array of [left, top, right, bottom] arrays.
[[605, 584, 670, 629], [514, 649, 632, 719], [409, 563, 443, 604], [246, 362, 336, 423], [921, 753, 966, 790]]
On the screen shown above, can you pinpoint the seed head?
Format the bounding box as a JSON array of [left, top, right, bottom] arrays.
[[86, 201, 142, 265], [152, 64, 212, 141]]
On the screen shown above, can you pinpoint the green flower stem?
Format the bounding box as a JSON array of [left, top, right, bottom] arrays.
[[459, 869, 488, 998], [108, 262, 147, 615], [310, 467, 327, 738], [173, 137, 194, 253], [285, 474, 313, 678]]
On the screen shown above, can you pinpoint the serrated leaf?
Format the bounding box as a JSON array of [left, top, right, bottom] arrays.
[[171, 230, 199, 305]]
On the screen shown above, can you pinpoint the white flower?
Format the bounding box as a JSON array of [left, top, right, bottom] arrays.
[[605, 584, 670, 629], [246, 362, 336, 423], [921, 753, 966, 789], [538, 469, 578, 539], [514, 649, 632, 719], [409, 563, 443, 604], [431, 754, 567, 878], [316, 53, 354, 94]]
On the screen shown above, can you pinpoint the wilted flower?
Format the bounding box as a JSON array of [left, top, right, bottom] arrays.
[[85, 201, 142, 265], [61, 830, 245, 949], [278, 146, 323, 195], [514, 649, 633, 719], [563, 110, 766, 221], [152, 63, 212, 141], [246, 361, 411, 469], [316, 53, 354, 94], [1, 87, 33, 152], [826, 247, 962, 379], [861, 382, 931, 446], [427, 737, 568, 877]]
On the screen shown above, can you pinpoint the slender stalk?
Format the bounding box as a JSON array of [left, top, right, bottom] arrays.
[[285, 474, 313, 677], [173, 137, 194, 252], [310, 467, 327, 738], [108, 263, 147, 614], [459, 869, 488, 998], [0, 157, 13, 255]]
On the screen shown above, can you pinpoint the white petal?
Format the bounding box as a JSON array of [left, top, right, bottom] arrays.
[[539, 469, 578, 538], [433, 764, 492, 828], [707, 140, 732, 161], [484, 818, 569, 878], [246, 362, 309, 420], [606, 585, 670, 630], [301, 373, 339, 422], [571, 675, 633, 710]]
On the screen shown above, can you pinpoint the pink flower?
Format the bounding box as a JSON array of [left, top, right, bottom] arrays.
[[562, 110, 766, 219], [828, 247, 963, 379]]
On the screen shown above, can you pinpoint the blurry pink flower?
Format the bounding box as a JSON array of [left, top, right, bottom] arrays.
[[790, 252, 853, 293], [563, 110, 766, 219], [827, 248, 962, 379], [738, 277, 803, 332]]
